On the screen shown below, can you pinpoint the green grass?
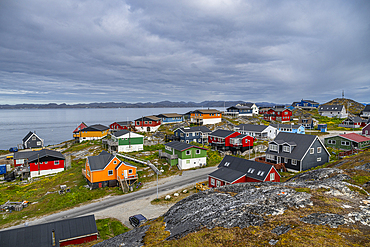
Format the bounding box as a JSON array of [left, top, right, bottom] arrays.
[[96, 218, 130, 240]]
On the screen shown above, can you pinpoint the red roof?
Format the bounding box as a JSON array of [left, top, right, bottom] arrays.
[[339, 133, 370, 143], [73, 122, 88, 133]]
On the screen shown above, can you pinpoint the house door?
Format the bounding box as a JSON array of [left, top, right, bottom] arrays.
[[147, 127, 150, 132], [277, 156, 281, 164], [124, 170, 128, 179]]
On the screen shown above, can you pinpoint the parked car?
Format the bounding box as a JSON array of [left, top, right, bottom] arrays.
[[129, 214, 147, 227], [9, 147, 18, 152]]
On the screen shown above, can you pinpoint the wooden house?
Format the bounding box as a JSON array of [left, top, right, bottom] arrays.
[[234, 124, 278, 140], [270, 123, 305, 134], [0, 215, 98, 247], [339, 117, 366, 129], [84, 151, 137, 189], [360, 105, 370, 118], [110, 130, 144, 152], [109, 121, 132, 131], [208, 129, 254, 153], [13, 150, 38, 167], [292, 99, 319, 109], [134, 116, 161, 132], [263, 107, 292, 122], [318, 105, 348, 118], [265, 132, 330, 172], [28, 149, 65, 178], [324, 133, 370, 150], [226, 103, 258, 117], [156, 113, 183, 124], [186, 109, 222, 125], [159, 141, 207, 170], [208, 155, 280, 188], [23, 131, 44, 149], [173, 126, 211, 144], [73, 124, 109, 143], [363, 123, 370, 136]]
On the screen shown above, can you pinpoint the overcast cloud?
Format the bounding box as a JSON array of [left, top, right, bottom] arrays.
[[0, 0, 369, 104]]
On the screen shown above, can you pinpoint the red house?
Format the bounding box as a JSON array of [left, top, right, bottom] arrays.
[[264, 107, 292, 122], [208, 129, 254, 153], [28, 149, 65, 178], [110, 121, 132, 131], [134, 115, 161, 132], [208, 155, 280, 188]]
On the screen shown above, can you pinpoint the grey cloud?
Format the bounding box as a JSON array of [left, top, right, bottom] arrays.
[[0, 0, 369, 104]]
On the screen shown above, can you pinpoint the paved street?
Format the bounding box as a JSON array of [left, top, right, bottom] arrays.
[[1, 166, 217, 231]]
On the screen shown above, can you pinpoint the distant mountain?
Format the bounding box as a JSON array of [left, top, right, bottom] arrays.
[[322, 98, 365, 115], [0, 101, 280, 109]]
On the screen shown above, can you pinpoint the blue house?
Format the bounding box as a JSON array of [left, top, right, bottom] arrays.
[[173, 126, 211, 144], [271, 124, 305, 134], [156, 113, 184, 124], [317, 124, 327, 132], [293, 99, 319, 109]]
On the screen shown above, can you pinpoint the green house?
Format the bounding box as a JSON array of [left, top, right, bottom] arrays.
[[159, 141, 207, 170], [112, 130, 144, 152], [324, 133, 370, 150]]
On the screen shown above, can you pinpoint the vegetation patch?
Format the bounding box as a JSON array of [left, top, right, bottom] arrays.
[[96, 218, 130, 240]]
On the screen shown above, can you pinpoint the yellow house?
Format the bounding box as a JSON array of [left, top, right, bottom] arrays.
[[84, 151, 138, 189], [73, 124, 109, 143]]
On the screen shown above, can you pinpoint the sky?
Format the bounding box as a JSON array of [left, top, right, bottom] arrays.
[[0, 0, 369, 105]]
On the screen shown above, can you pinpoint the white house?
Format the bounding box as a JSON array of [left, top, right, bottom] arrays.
[[234, 124, 278, 140], [111, 130, 144, 152], [318, 105, 348, 118]]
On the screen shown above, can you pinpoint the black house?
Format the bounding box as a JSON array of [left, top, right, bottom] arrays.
[[22, 131, 44, 149], [265, 132, 330, 172]]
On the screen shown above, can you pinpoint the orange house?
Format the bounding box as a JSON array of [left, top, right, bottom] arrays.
[[84, 151, 137, 189], [74, 124, 109, 143], [189, 109, 222, 125]]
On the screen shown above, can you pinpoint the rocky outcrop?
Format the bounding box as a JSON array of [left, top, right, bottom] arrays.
[[93, 225, 150, 247], [95, 168, 370, 246]]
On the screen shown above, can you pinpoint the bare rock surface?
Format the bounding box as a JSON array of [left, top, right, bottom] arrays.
[[93, 225, 150, 247], [300, 213, 345, 228]]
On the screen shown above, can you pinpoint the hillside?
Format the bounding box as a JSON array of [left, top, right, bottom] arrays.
[[323, 98, 365, 115], [94, 151, 370, 247]]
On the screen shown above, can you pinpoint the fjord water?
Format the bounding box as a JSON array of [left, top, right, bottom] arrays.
[[0, 107, 202, 150]]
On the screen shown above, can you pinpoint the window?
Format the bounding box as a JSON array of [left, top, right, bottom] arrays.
[[216, 180, 221, 187], [341, 141, 350, 146], [186, 140, 189, 144], [317, 147, 322, 153], [86, 169, 90, 177], [136, 121, 140, 125], [248, 168, 255, 173], [180, 133, 184, 137], [317, 157, 321, 162], [267, 154, 275, 160], [196, 150, 201, 154], [257, 171, 264, 176], [224, 162, 230, 167], [54, 160, 59, 165], [32, 136, 36, 140], [149, 121, 152, 124], [283, 146, 290, 152], [270, 173, 275, 181], [129, 169, 133, 174], [186, 133, 189, 137], [292, 159, 297, 165], [210, 178, 215, 186], [186, 150, 191, 155], [196, 132, 199, 136], [144, 121, 148, 124], [165, 145, 172, 151], [269, 144, 278, 151], [108, 170, 113, 176], [310, 148, 314, 154], [328, 140, 336, 144]]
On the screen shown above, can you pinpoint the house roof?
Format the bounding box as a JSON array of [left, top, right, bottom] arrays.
[[265, 132, 318, 160], [87, 151, 115, 171], [339, 133, 370, 143], [28, 149, 65, 163], [112, 130, 143, 138], [209, 129, 236, 138], [156, 113, 183, 118], [362, 105, 370, 112], [14, 150, 39, 160], [73, 122, 88, 133], [192, 109, 222, 114], [318, 105, 344, 111], [298, 118, 313, 125], [165, 141, 207, 151], [302, 99, 319, 104], [270, 124, 302, 129], [235, 124, 269, 132], [0, 215, 97, 247], [236, 103, 255, 108], [209, 155, 274, 182], [346, 116, 364, 123], [176, 126, 211, 133], [271, 107, 290, 112], [227, 106, 252, 110], [83, 124, 109, 132], [22, 131, 41, 142], [115, 121, 132, 126], [134, 115, 161, 121]]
